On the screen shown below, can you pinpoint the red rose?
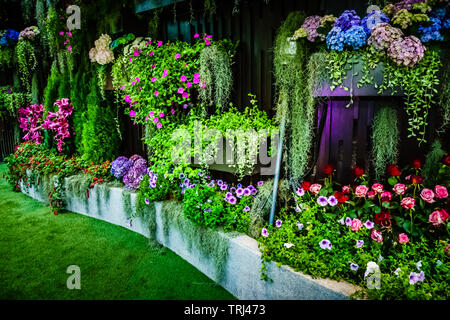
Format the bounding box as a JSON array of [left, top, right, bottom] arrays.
[[323, 164, 334, 175], [443, 155, 450, 166], [411, 175, 423, 185], [386, 164, 402, 177], [334, 191, 349, 204], [301, 181, 311, 191], [353, 166, 364, 178], [411, 158, 422, 169], [375, 210, 391, 226]]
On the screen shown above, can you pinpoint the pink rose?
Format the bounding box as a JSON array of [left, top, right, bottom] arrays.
[[381, 191, 392, 202], [398, 233, 409, 244], [371, 229, 383, 243], [401, 197, 415, 210], [351, 219, 363, 231], [309, 184, 322, 195], [434, 185, 448, 199], [355, 185, 369, 198], [428, 209, 449, 227], [420, 188, 435, 204], [367, 191, 376, 199], [342, 185, 350, 194], [372, 183, 383, 194], [393, 183, 407, 195]]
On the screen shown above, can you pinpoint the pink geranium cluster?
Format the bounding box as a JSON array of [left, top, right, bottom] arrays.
[[18, 104, 45, 145], [42, 98, 74, 152]]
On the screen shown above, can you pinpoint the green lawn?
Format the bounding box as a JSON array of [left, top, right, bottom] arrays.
[[0, 164, 235, 300]]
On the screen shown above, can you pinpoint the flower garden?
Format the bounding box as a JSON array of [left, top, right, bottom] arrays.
[[0, 0, 449, 300]]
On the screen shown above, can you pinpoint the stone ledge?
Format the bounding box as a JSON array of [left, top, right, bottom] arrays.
[[19, 175, 361, 300]]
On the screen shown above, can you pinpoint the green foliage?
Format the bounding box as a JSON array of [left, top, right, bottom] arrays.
[[372, 105, 399, 180], [70, 64, 90, 154], [423, 140, 446, 186], [199, 44, 233, 110], [437, 45, 450, 132], [43, 61, 62, 113], [161, 201, 230, 282], [0, 87, 31, 118], [0, 46, 14, 70], [41, 7, 64, 58], [377, 49, 441, 144], [81, 78, 120, 163]]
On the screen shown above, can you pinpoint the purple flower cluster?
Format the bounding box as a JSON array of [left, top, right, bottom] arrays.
[[368, 23, 404, 50], [361, 10, 390, 34], [111, 156, 133, 179], [334, 10, 361, 31], [179, 174, 196, 194], [122, 155, 148, 190], [223, 183, 257, 205], [387, 35, 425, 66], [409, 270, 425, 285], [19, 26, 39, 41], [301, 15, 324, 42], [319, 239, 332, 250]]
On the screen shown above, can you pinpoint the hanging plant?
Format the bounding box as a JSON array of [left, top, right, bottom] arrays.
[[198, 44, 233, 110], [15, 39, 37, 92], [371, 105, 399, 180]]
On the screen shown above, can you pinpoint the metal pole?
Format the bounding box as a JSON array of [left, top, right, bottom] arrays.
[[268, 118, 285, 227]]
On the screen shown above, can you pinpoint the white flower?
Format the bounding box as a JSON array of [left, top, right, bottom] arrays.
[[394, 268, 401, 276], [436, 260, 443, 267], [284, 243, 295, 249], [378, 254, 383, 262], [416, 260, 422, 271], [364, 261, 380, 278], [297, 223, 304, 230]]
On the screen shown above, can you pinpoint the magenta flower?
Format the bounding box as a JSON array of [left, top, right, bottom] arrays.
[[194, 33, 199, 38], [180, 75, 187, 82], [162, 69, 168, 77], [174, 53, 181, 59], [178, 87, 184, 94], [201, 82, 206, 88], [364, 220, 374, 229], [275, 220, 282, 228], [186, 81, 192, 88], [243, 206, 250, 212], [156, 122, 162, 129], [153, 117, 159, 123], [124, 96, 131, 103], [159, 112, 164, 118], [154, 91, 159, 97], [151, 77, 157, 82], [129, 110, 135, 117], [317, 196, 328, 207], [157, 41, 162, 47], [182, 92, 189, 99], [134, 50, 139, 57], [261, 228, 269, 237]]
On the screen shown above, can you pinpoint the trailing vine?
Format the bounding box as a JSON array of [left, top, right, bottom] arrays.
[[371, 104, 399, 180]]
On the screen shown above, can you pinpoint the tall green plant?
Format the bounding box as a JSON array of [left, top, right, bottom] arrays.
[[81, 78, 120, 163], [423, 140, 446, 186], [372, 105, 399, 179], [43, 60, 61, 113]]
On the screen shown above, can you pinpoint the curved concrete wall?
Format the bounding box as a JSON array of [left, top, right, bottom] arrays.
[[19, 175, 360, 300]]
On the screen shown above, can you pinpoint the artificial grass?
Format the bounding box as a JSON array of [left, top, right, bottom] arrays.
[[0, 164, 235, 300]]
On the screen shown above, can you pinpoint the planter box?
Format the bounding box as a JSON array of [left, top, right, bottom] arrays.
[[19, 173, 361, 300]]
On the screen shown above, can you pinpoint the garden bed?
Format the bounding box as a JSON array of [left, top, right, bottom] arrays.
[[18, 172, 360, 300]]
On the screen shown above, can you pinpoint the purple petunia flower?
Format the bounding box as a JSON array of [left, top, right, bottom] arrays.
[[364, 220, 374, 229], [226, 192, 232, 199], [409, 271, 425, 285], [243, 206, 250, 212], [261, 228, 269, 237], [257, 181, 264, 187], [317, 196, 328, 207], [275, 219, 282, 228], [217, 180, 223, 186], [179, 173, 185, 179], [296, 188, 305, 197], [243, 188, 251, 196], [145, 198, 150, 205], [297, 223, 304, 230], [350, 263, 359, 271], [236, 188, 244, 197], [220, 184, 228, 191], [319, 239, 332, 250], [237, 183, 242, 188], [345, 217, 352, 226], [228, 196, 237, 205], [338, 217, 345, 225], [230, 187, 236, 194], [356, 240, 364, 248], [328, 195, 338, 206]]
